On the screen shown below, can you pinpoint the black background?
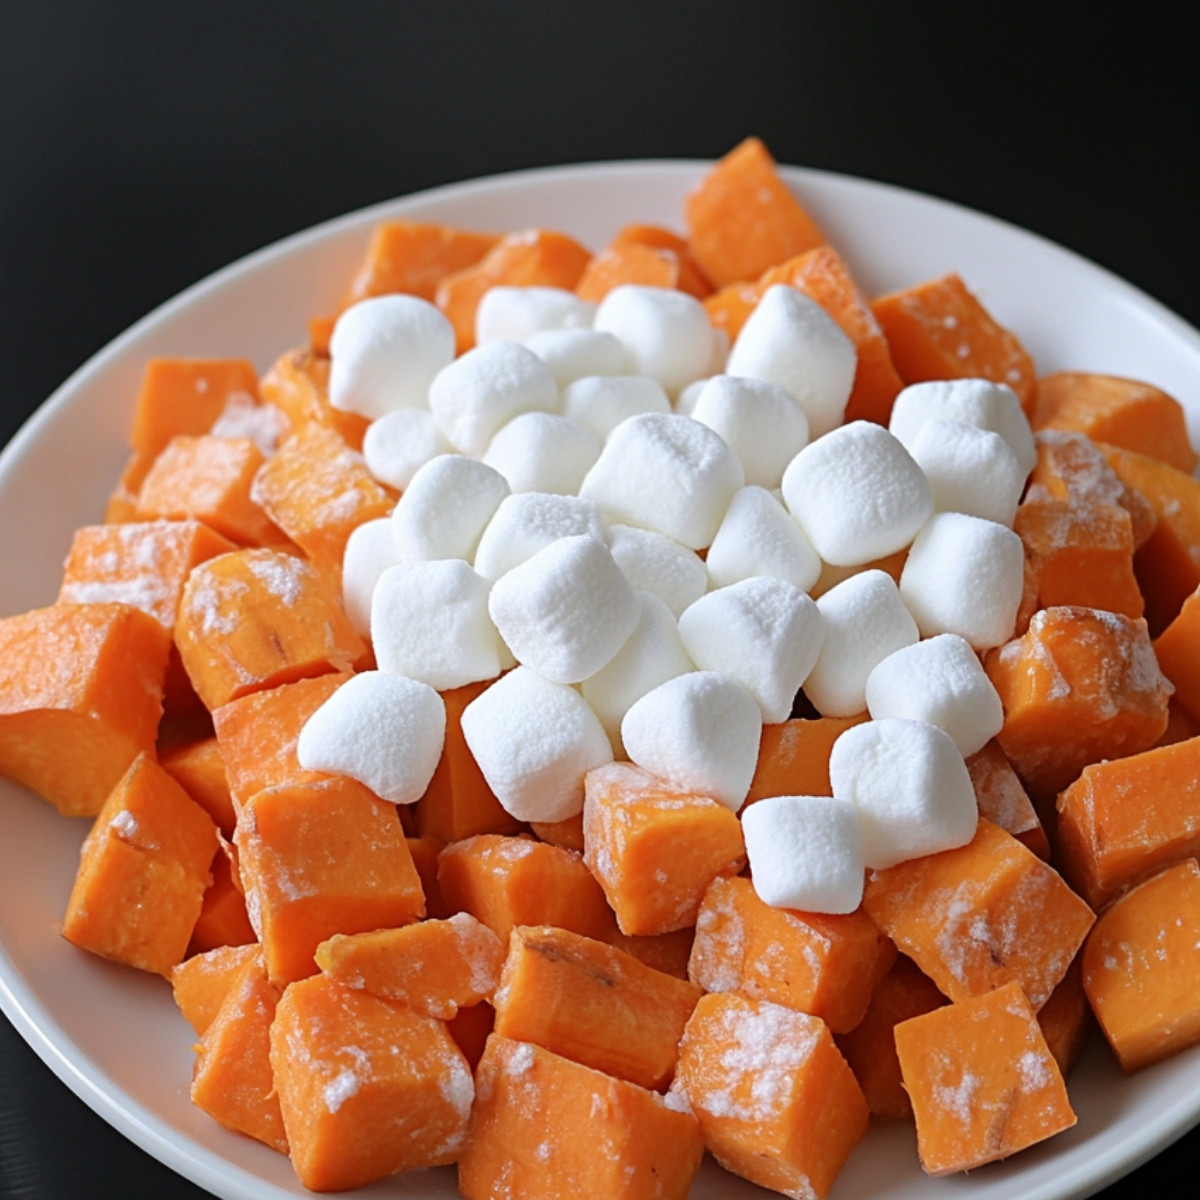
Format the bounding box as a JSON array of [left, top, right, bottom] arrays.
[[2, 4, 1198, 1197]]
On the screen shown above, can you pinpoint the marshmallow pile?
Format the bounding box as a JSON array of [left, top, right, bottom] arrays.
[[300, 277, 1034, 915]]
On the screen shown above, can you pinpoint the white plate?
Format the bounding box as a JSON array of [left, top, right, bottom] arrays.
[[2, 160, 1200, 1200]]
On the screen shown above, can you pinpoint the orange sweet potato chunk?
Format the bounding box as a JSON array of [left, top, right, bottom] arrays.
[[1082, 858, 1200, 1071], [259, 347, 369, 451], [62, 753, 219, 974], [1038, 957, 1092, 1078], [894, 980, 1075, 1175], [610, 223, 713, 297], [1154, 584, 1200, 721], [582, 761, 746, 936], [603, 924, 695, 981], [407, 833, 450, 919], [870, 272, 1037, 415], [170, 943, 262, 1036], [459, 1034, 704, 1200], [234, 775, 425, 985], [688, 874, 895, 1034], [188, 837, 256, 954], [271, 973, 473, 1191], [159, 735, 236, 835], [0, 603, 170, 816], [683, 136, 827, 288], [491, 924, 703, 1092], [862, 818, 1095, 1010], [574, 240, 679, 302], [964, 739, 1049, 860], [674, 991, 868, 1200], [745, 714, 868, 806]]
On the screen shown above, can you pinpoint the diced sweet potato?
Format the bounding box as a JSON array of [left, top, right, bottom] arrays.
[[745, 714, 868, 806], [448, 1002, 494, 1071], [188, 836, 256, 954], [104, 450, 156, 523], [609, 223, 712, 297], [170, 943, 262, 1036], [1037, 957, 1092, 1078], [258, 347, 369, 451], [407, 833, 450, 919], [602, 924, 695, 981], [159, 735, 236, 835], [964, 739, 1049, 859], [528, 811, 585, 851], [575, 239, 679, 302], [1154, 584, 1200, 721]]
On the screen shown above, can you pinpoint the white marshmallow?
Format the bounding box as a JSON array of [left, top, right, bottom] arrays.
[[804, 570, 919, 717], [460, 666, 613, 823], [899, 512, 1025, 650], [705, 486, 822, 592], [487, 533, 639, 684], [889, 378, 1037, 478], [472, 492, 606, 582], [524, 328, 625, 387], [328, 294, 456, 419], [361, 406, 453, 491], [689, 374, 810, 490], [909, 418, 1025, 527], [562, 375, 672, 442], [475, 286, 596, 344], [428, 339, 559, 457], [296, 671, 445, 806], [741, 795, 864, 914], [620, 671, 762, 812], [725, 284, 857, 439], [592, 285, 716, 395], [829, 717, 979, 869], [865, 633, 1004, 757], [580, 591, 695, 752], [579, 412, 744, 550], [674, 377, 708, 416], [370, 559, 504, 690], [678, 577, 824, 723], [342, 517, 401, 636], [390, 454, 510, 563], [605, 524, 708, 618], [481, 412, 600, 495], [781, 421, 933, 567]]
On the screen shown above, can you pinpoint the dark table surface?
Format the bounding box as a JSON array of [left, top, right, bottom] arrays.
[[3, 5, 1199, 1198]]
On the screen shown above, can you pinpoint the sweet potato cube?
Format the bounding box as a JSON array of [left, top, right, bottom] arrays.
[[985, 605, 1172, 797], [1154, 584, 1200, 721], [159, 735, 236, 835], [188, 837, 256, 954], [870, 272, 1037, 415], [703, 279, 761, 340], [683, 136, 827, 288], [315, 912, 504, 1020], [0, 603, 170, 816], [62, 753, 219, 974], [894, 980, 1075, 1175], [528, 810, 585, 851], [448, 1000, 494, 1070], [574, 239, 679, 302], [170, 943, 262, 1036], [745, 714, 868, 806], [491, 924, 703, 1092], [1081, 858, 1200, 1071], [234, 775, 425, 985], [459, 1034, 704, 1200], [582, 761, 746, 936], [271, 973, 473, 1191], [603, 924, 695, 981], [176, 549, 363, 712], [965, 740, 1049, 859], [674, 991, 868, 1200], [1037, 957, 1092, 1078], [610, 222, 712, 297], [190, 951, 287, 1153], [1056, 736, 1200, 910], [258, 347, 368, 450], [437, 833, 616, 942], [862, 818, 1095, 1009], [688, 875, 895, 1034], [407, 833, 450, 918], [104, 450, 156, 523]]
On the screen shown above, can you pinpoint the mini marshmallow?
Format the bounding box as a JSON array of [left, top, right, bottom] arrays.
[[473, 492, 606, 582], [561, 374, 671, 442], [342, 517, 401, 635], [741, 795, 864, 914], [579, 412, 744, 550], [580, 591, 695, 751], [889, 378, 1037, 478], [909, 418, 1025, 527], [361, 406, 453, 491], [296, 671, 445, 806], [370, 559, 504, 690], [487, 533, 639, 684], [688, 374, 810, 490], [704, 486, 822, 592], [865, 633, 1004, 757], [481, 412, 600, 495], [329, 294, 456, 418], [620, 670, 762, 812], [829, 717, 979, 870], [781, 421, 933, 567], [390, 454, 510, 563], [592, 285, 716, 396], [899, 511, 1025, 650], [674, 377, 709, 416], [428, 339, 559, 457], [724, 284, 857, 439], [524, 328, 625, 387], [804, 569, 919, 717], [475, 286, 597, 344], [605, 524, 708, 617], [678, 577, 824, 723], [460, 666, 613, 823]]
